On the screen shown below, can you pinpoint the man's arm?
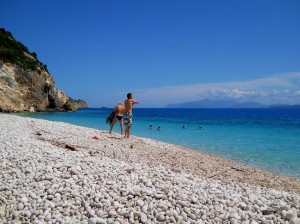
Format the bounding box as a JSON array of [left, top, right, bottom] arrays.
[[132, 99, 139, 104]]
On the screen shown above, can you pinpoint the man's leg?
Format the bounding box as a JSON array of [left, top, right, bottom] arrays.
[[127, 113, 132, 138], [119, 120, 123, 135], [109, 118, 118, 133], [127, 127, 131, 138], [124, 126, 129, 138]]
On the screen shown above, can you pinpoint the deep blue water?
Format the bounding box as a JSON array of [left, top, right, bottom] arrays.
[[17, 108, 300, 178]]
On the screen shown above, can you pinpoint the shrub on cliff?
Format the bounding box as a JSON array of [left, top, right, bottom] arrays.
[[0, 28, 48, 72]]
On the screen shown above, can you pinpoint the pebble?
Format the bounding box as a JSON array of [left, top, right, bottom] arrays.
[[136, 199, 144, 207], [140, 212, 147, 223], [108, 209, 117, 217], [289, 218, 299, 224], [88, 217, 97, 224], [286, 210, 296, 220], [0, 206, 5, 217], [17, 203, 24, 211], [227, 200, 235, 207], [0, 114, 299, 223]]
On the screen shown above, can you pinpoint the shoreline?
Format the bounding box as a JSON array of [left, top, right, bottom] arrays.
[[16, 107, 300, 181], [1, 114, 299, 223]]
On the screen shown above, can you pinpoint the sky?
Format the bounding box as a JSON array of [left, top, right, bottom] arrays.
[[1, 0, 300, 107]]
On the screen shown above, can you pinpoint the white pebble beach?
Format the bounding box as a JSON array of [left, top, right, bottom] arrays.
[[0, 114, 299, 224]]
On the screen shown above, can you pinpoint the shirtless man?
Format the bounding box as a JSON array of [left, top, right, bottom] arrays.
[[124, 93, 139, 139], [109, 102, 125, 135]]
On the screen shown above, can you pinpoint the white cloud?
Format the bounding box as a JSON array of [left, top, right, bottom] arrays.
[[203, 88, 300, 104], [130, 72, 300, 106]]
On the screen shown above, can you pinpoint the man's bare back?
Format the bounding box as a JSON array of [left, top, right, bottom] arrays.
[[114, 104, 125, 116]]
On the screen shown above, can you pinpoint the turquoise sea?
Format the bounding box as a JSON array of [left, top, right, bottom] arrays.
[[18, 108, 300, 179]]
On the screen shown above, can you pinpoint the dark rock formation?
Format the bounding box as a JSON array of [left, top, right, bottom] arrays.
[[0, 28, 88, 112]]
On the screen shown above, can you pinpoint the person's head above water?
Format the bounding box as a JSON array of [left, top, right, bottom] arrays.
[[127, 93, 132, 99]]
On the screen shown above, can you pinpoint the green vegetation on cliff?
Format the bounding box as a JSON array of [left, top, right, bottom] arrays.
[[0, 28, 88, 112], [0, 28, 48, 72]]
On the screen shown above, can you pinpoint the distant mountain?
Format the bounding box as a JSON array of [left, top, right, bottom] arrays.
[[231, 101, 268, 108], [165, 99, 267, 108], [269, 104, 300, 109], [166, 99, 236, 108]]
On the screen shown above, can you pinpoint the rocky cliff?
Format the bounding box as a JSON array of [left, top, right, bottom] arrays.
[[0, 28, 88, 112]]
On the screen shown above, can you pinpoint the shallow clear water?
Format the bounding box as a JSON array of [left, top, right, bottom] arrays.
[[17, 108, 300, 178]]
